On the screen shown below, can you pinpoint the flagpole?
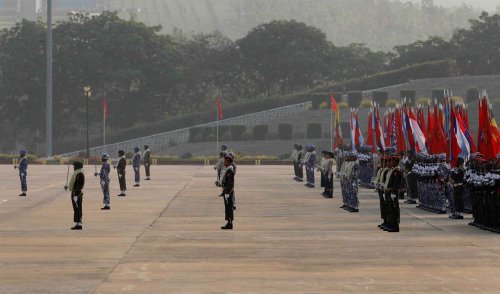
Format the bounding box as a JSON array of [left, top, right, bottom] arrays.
[[330, 105, 333, 151], [216, 105, 219, 155]]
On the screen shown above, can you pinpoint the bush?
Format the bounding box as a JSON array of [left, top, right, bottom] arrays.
[[253, 125, 269, 140], [372, 91, 388, 106], [307, 123, 322, 139], [230, 125, 247, 141], [400, 90, 416, 105], [466, 88, 479, 103], [348, 92, 363, 108], [338, 101, 348, 109], [278, 124, 293, 140], [360, 100, 373, 108], [416, 97, 431, 106], [386, 99, 400, 108]]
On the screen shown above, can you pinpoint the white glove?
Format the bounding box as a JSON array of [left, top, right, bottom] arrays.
[[118, 174, 123, 178], [20, 173, 25, 177], [73, 196, 78, 203], [101, 181, 106, 186], [134, 167, 139, 172], [224, 194, 230, 200]]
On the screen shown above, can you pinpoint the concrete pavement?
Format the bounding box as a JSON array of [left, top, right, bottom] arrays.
[[0, 165, 499, 293]]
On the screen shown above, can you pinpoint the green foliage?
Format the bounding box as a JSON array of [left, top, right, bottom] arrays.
[[230, 125, 247, 141], [416, 98, 431, 106], [252, 125, 269, 140], [307, 123, 322, 139], [278, 124, 293, 140], [372, 91, 388, 106], [347, 92, 363, 108], [453, 12, 500, 75], [360, 100, 372, 108], [386, 99, 400, 108], [466, 88, 480, 103]]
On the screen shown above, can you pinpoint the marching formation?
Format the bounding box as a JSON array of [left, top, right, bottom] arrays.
[[287, 90, 499, 234]]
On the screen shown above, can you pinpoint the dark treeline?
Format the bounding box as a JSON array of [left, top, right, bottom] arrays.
[[0, 11, 499, 153]]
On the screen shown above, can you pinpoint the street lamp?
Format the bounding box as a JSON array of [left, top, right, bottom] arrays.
[[83, 86, 92, 158]]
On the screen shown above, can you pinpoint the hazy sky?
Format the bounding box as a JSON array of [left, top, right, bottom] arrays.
[[410, 0, 500, 10]]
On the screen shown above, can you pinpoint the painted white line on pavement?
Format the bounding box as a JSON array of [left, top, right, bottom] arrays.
[[32, 185, 55, 192]]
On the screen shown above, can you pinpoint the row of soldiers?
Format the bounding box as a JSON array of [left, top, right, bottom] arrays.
[[291, 144, 336, 197], [14, 146, 152, 230]]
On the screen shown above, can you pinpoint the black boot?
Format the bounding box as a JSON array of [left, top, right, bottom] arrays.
[[19, 192, 26, 197], [221, 222, 233, 230]]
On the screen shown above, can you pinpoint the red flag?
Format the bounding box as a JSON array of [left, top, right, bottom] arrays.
[[395, 108, 406, 153], [330, 93, 338, 112], [432, 103, 447, 154], [216, 96, 223, 120], [103, 97, 109, 119], [366, 110, 374, 152]]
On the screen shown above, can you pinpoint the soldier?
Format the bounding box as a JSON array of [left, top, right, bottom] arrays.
[[116, 150, 127, 196], [404, 150, 418, 204], [341, 152, 360, 212], [65, 161, 85, 230], [323, 151, 335, 198], [15, 150, 28, 196], [317, 151, 328, 195], [214, 151, 226, 187], [291, 144, 299, 181], [449, 157, 466, 219], [143, 145, 151, 180], [383, 156, 403, 232], [374, 155, 389, 229], [221, 154, 236, 230], [296, 145, 304, 182], [132, 147, 141, 187], [304, 145, 317, 188], [96, 153, 111, 210]]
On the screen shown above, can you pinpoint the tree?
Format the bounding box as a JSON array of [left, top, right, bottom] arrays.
[[390, 36, 455, 69], [237, 20, 331, 96], [452, 12, 500, 75]]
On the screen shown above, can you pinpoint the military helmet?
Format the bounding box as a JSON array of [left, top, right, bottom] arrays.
[[101, 153, 109, 161], [73, 161, 83, 169], [134, 147, 140, 153], [118, 150, 125, 157], [19, 150, 27, 156]]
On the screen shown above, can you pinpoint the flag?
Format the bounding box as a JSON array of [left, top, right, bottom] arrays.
[[334, 100, 343, 148], [491, 118, 500, 154], [216, 96, 223, 120], [478, 93, 497, 160], [449, 105, 463, 167], [403, 107, 415, 151], [330, 93, 338, 112], [408, 108, 428, 153], [374, 106, 385, 151], [103, 97, 109, 119], [366, 109, 374, 152], [432, 102, 447, 155], [395, 108, 406, 153]]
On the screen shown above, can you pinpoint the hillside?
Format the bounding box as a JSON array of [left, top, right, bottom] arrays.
[[105, 0, 478, 50]]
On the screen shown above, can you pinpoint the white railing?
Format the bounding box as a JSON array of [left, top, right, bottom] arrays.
[[58, 102, 310, 158]]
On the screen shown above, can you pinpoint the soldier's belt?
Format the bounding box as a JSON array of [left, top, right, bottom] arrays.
[[452, 183, 464, 187]]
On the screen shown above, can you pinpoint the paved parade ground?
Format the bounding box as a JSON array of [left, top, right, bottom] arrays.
[[0, 165, 499, 293]]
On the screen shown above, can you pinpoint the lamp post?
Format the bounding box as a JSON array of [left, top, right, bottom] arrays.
[[83, 86, 92, 158]]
